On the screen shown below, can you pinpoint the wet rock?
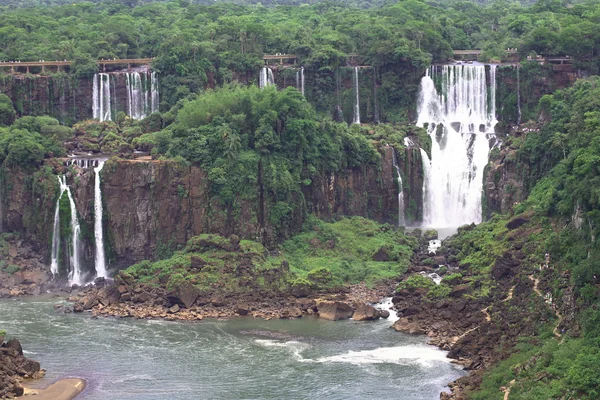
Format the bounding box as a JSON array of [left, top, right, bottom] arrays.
[[168, 304, 180, 313], [379, 309, 390, 319], [352, 304, 381, 321], [73, 303, 84, 313], [316, 301, 354, 321]]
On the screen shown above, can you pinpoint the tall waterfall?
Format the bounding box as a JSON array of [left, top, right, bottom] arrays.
[[126, 71, 159, 120], [352, 67, 360, 124], [50, 177, 67, 276], [94, 160, 108, 278], [259, 67, 274, 89], [392, 149, 405, 227], [417, 64, 497, 227], [63, 177, 84, 285], [516, 65, 521, 125], [92, 73, 113, 122], [50, 177, 83, 284]]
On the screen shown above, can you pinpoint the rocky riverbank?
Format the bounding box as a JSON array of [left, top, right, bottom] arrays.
[[63, 278, 396, 322], [0, 334, 44, 399]]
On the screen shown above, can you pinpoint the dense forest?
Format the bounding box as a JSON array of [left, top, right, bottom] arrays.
[[0, 0, 599, 111], [2, 0, 600, 399]]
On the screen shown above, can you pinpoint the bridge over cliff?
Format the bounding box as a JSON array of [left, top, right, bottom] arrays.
[[0, 58, 154, 74]]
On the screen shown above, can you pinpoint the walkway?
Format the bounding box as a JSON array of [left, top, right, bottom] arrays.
[[0, 58, 153, 73]]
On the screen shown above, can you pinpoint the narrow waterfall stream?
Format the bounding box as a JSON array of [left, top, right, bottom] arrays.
[[94, 160, 108, 278], [50, 176, 83, 284], [259, 67, 274, 88], [296, 66, 305, 96], [63, 177, 84, 286], [50, 177, 67, 276], [516, 65, 522, 125], [352, 66, 361, 124], [392, 149, 405, 227], [150, 71, 159, 113], [417, 64, 497, 230]]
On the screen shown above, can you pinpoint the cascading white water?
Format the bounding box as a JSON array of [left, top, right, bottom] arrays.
[[94, 160, 108, 278], [403, 137, 414, 147], [92, 73, 113, 122], [516, 65, 521, 125], [151, 71, 159, 114], [259, 67, 274, 89], [392, 149, 405, 227], [352, 66, 360, 124], [126, 72, 146, 120], [417, 64, 497, 228], [62, 177, 84, 286], [50, 177, 67, 276]]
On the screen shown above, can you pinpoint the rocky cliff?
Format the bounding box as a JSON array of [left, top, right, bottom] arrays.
[[0, 147, 410, 270]]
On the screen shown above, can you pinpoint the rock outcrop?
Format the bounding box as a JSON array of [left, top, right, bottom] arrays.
[[0, 337, 44, 398], [316, 301, 354, 320]]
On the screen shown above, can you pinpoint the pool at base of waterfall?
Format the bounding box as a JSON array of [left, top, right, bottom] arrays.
[[0, 297, 464, 400]]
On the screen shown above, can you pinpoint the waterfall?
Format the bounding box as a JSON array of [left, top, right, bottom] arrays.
[[126, 72, 146, 120], [151, 71, 159, 114], [63, 177, 84, 286], [94, 160, 108, 278], [516, 65, 521, 125], [92, 73, 113, 122], [392, 149, 405, 227], [50, 177, 67, 276], [417, 64, 497, 228], [404, 137, 415, 147], [50, 176, 83, 284], [352, 67, 360, 124], [259, 67, 274, 89]]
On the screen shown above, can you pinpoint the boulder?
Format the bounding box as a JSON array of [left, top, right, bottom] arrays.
[[506, 216, 529, 230], [352, 304, 381, 321], [316, 301, 354, 321], [492, 253, 519, 280], [393, 318, 425, 334], [6, 339, 22, 355], [168, 304, 180, 314], [98, 286, 121, 306], [235, 304, 250, 315], [451, 284, 471, 298], [175, 282, 199, 309], [379, 309, 391, 319], [424, 229, 438, 241], [73, 303, 84, 313], [372, 247, 391, 262]]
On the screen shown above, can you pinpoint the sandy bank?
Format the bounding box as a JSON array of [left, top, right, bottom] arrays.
[[24, 378, 86, 400]]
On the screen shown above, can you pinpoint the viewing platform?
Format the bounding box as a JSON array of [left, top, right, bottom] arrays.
[[0, 58, 154, 74]]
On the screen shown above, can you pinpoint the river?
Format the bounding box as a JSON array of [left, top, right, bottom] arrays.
[[0, 296, 464, 399]]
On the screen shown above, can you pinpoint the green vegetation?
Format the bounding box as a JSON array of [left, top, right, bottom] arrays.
[[436, 76, 600, 399], [280, 216, 417, 286], [126, 216, 414, 294]]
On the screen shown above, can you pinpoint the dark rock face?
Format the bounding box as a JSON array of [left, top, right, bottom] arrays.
[[316, 301, 355, 321], [0, 338, 43, 398], [2, 149, 403, 269], [492, 253, 519, 280]]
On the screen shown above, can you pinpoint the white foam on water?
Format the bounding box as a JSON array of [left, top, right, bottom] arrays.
[[255, 339, 309, 360], [375, 297, 399, 323], [315, 345, 450, 368]]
